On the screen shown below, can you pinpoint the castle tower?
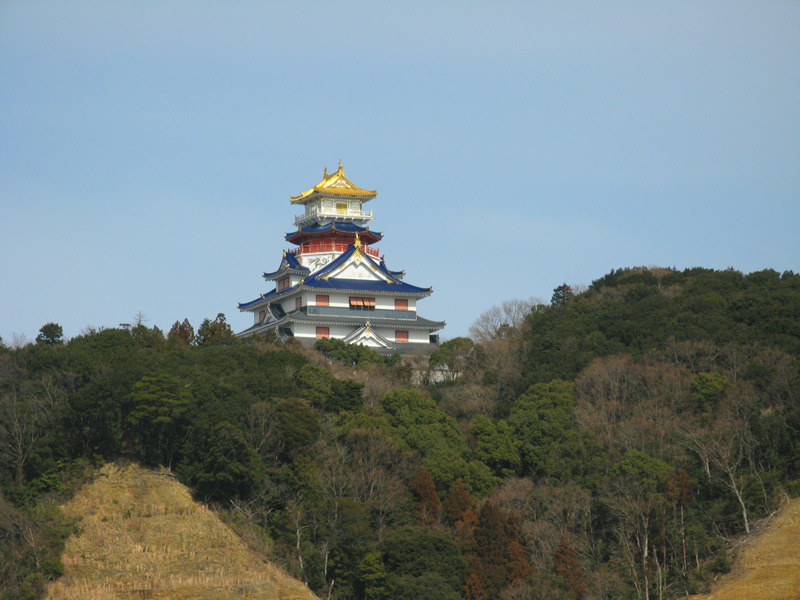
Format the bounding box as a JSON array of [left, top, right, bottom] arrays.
[[237, 163, 445, 353]]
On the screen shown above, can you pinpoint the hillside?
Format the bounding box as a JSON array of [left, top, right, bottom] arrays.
[[43, 462, 318, 600], [684, 497, 800, 600], [2, 266, 799, 600]]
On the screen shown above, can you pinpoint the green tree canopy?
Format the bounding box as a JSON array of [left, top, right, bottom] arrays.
[[36, 323, 63, 346]]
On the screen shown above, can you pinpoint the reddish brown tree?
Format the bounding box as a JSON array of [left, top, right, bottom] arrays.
[[410, 466, 440, 526], [553, 534, 586, 600], [445, 479, 477, 529], [167, 318, 195, 346], [464, 556, 488, 600]]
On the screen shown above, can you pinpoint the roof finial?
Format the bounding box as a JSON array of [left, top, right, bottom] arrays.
[[323, 166, 328, 178], [354, 233, 362, 248], [338, 159, 343, 173]]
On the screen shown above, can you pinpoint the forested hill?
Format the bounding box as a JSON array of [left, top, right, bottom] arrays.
[[1, 266, 799, 600], [520, 267, 800, 388]]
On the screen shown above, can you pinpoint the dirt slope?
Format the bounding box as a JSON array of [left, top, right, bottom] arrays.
[[44, 462, 318, 600], [683, 497, 800, 600]]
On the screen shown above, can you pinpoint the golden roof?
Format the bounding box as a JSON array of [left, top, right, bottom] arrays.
[[290, 161, 377, 203]]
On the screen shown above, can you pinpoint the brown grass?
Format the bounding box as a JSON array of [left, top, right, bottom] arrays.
[[682, 497, 800, 600], [43, 462, 318, 600]]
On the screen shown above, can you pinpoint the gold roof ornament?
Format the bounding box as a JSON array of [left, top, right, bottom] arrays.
[[290, 161, 377, 203], [354, 233, 362, 249]]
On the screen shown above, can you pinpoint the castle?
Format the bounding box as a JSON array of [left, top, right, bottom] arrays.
[[237, 163, 445, 354]]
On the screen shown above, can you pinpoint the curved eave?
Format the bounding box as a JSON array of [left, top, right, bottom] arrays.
[[286, 225, 382, 246], [263, 267, 309, 281], [290, 189, 377, 203], [286, 312, 445, 331], [238, 285, 300, 310], [301, 281, 432, 296]]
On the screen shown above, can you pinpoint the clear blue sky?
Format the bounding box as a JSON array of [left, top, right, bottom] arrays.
[[2, 1, 798, 344]]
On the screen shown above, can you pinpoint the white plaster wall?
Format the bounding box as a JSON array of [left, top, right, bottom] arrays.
[[291, 323, 358, 341], [375, 328, 430, 343]]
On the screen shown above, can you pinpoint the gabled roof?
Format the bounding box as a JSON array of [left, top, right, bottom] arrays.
[[238, 243, 433, 310], [290, 161, 377, 204], [303, 243, 432, 295], [343, 324, 397, 349], [285, 222, 383, 246], [262, 251, 310, 280]]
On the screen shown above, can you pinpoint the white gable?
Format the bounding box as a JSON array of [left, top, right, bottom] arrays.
[[343, 324, 395, 348], [324, 250, 392, 283]]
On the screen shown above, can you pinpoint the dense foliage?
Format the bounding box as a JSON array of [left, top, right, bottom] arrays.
[[0, 267, 798, 600]]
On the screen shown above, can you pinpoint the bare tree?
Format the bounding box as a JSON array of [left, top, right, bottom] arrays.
[[0, 393, 54, 483], [469, 297, 543, 344]]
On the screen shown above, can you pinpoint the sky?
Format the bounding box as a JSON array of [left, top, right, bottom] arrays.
[[1, 1, 799, 345]]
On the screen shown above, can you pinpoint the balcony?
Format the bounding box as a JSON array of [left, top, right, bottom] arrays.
[[294, 206, 374, 227], [305, 306, 416, 320], [288, 244, 380, 258]]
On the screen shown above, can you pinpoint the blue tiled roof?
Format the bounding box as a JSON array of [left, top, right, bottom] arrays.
[[285, 222, 382, 240], [238, 244, 432, 310], [303, 245, 430, 294], [262, 252, 310, 279]]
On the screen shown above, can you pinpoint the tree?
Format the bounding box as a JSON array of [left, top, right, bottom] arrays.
[[430, 337, 474, 380], [126, 372, 191, 468], [690, 372, 729, 413], [314, 337, 382, 366], [380, 525, 467, 594], [445, 480, 477, 530], [0, 394, 53, 483], [553, 535, 586, 600], [167, 318, 195, 346], [551, 284, 574, 307], [275, 398, 320, 455], [35, 323, 63, 346], [411, 466, 441, 526], [196, 313, 236, 346], [471, 415, 520, 476], [507, 380, 576, 476], [469, 298, 541, 343], [186, 421, 262, 502], [468, 501, 533, 599]]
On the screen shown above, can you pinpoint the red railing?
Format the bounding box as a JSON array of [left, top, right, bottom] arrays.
[[288, 244, 380, 258]]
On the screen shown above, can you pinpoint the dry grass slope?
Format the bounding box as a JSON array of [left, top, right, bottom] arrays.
[[44, 462, 318, 600], [683, 497, 800, 600]]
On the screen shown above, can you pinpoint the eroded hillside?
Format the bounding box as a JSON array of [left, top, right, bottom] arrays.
[[684, 498, 800, 600], [44, 463, 318, 600]]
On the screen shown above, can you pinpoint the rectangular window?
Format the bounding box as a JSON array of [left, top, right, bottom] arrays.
[[396, 331, 409, 342], [350, 297, 375, 308], [258, 310, 266, 322], [278, 277, 289, 291], [316, 327, 330, 339], [395, 299, 408, 311], [316, 295, 329, 306], [337, 203, 348, 215], [296, 297, 301, 309]]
